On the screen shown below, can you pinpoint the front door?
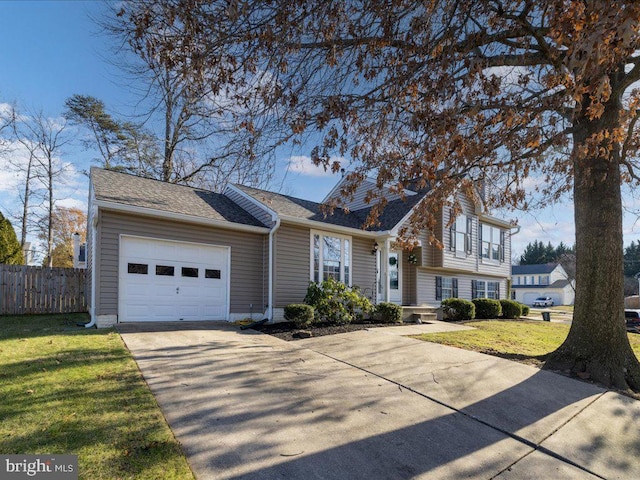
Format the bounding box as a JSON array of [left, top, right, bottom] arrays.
[[389, 251, 402, 304]]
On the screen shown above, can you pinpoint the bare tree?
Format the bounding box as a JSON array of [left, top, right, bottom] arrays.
[[7, 106, 42, 249], [99, 1, 282, 191], [19, 111, 70, 267], [126, 1, 640, 390]]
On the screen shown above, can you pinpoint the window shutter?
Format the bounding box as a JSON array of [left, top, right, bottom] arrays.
[[435, 276, 442, 301], [471, 280, 477, 299], [449, 213, 456, 251], [466, 217, 473, 253], [500, 230, 505, 262], [496, 282, 500, 299], [478, 223, 483, 257], [452, 278, 458, 298]]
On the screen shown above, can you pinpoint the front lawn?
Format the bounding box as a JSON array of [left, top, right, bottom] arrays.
[[0, 314, 194, 480], [412, 320, 640, 367]]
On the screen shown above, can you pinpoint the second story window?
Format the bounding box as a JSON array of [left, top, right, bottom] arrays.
[[450, 214, 472, 255], [480, 224, 505, 263]]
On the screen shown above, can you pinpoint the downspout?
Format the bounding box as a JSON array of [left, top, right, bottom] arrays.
[[267, 217, 281, 322], [85, 204, 98, 328]]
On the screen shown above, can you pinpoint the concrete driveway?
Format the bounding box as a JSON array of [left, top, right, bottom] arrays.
[[118, 322, 640, 479]]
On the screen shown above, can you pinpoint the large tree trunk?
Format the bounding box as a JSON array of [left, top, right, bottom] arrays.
[[546, 86, 640, 391]]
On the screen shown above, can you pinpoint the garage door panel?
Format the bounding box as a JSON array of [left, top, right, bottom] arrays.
[[119, 236, 229, 322]]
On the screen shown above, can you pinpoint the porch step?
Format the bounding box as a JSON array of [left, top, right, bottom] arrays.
[[401, 306, 438, 323], [411, 313, 438, 323]]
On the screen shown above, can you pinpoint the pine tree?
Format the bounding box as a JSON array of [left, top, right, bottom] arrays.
[[0, 211, 24, 265]]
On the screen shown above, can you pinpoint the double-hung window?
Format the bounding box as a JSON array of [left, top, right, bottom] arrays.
[[480, 224, 505, 262], [472, 279, 501, 299], [471, 280, 486, 299], [312, 232, 351, 285], [450, 214, 472, 254], [436, 276, 458, 300], [487, 281, 500, 299]]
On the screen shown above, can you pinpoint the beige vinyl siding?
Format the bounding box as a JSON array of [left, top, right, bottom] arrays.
[[224, 187, 273, 227], [96, 210, 267, 316], [402, 255, 417, 305], [326, 177, 417, 212], [416, 269, 508, 306], [426, 209, 444, 267], [273, 223, 378, 307], [351, 236, 377, 299], [273, 223, 310, 308]]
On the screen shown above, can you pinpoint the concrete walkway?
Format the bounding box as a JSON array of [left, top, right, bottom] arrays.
[[118, 321, 640, 479]]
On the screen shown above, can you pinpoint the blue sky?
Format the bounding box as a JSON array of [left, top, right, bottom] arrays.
[[0, 1, 638, 262]]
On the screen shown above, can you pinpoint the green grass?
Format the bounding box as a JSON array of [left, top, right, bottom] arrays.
[[0, 314, 194, 480], [412, 320, 640, 367]]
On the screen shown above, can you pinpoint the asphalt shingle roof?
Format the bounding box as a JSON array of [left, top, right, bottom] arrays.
[[235, 184, 425, 231], [512, 279, 571, 289], [91, 168, 267, 228], [511, 263, 558, 275]]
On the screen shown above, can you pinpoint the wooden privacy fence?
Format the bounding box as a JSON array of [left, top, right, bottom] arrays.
[[0, 265, 87, 315]]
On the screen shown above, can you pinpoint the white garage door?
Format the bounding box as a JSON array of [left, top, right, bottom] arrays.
[[119, 236, 229, 322]]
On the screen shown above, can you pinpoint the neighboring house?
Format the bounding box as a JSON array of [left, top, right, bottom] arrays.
[[86, 168, 514, 327], [72, 233, 87, 269], [22, 242, 35, 266], [511, 263, 575, 306]]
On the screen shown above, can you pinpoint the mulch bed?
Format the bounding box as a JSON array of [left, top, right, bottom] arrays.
[[251, 321, 407, 341]]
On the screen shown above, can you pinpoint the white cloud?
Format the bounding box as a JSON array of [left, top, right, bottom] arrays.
[[56, 197, 87, 211], [287, 155, 343, 177]]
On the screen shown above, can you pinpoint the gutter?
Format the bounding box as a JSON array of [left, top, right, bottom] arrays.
[[93, 199, 271, 234], [267, 217, 281, 322]]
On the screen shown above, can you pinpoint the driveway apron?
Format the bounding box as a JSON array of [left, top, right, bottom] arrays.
[[118, 322, 639, 480]]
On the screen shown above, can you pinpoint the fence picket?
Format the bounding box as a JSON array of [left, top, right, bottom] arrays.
[[0, 265, 87, 315]]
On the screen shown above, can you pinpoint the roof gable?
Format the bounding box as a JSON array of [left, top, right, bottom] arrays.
[[236, 183, 425, 232]]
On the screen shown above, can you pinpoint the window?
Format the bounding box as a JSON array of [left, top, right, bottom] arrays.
[[389, 252, 399, 290], [181, 267, 199, 278], [480, 224, 505, 262], [540, 275, 549, 285], [487, 281, 500, 299], [128, 263, 148, 274], [155, 265, 175, 276], [205, 269, 221, 279], [436, 276, 458, 301], [514, 276, 520, 286], [312, 232, 351, 284], [473, 279, 500, 299], [472, 280, 486, 299], [450, 214, 472, 254]]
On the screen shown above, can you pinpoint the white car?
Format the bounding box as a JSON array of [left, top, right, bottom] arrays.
[[532, 296, 554, 307]]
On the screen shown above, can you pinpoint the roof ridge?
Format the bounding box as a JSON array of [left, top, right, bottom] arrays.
[[94, 166, 217, 195]]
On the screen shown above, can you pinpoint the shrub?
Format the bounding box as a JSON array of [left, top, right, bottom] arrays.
[[374, 302, 403, 324], [473, 298, 502, 319], [521, 304, 530, 316], [500, 299, 523, 319], [441, 298, 475, 321], [284, 304, 315, 329], [304, 278, 373, 325]]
